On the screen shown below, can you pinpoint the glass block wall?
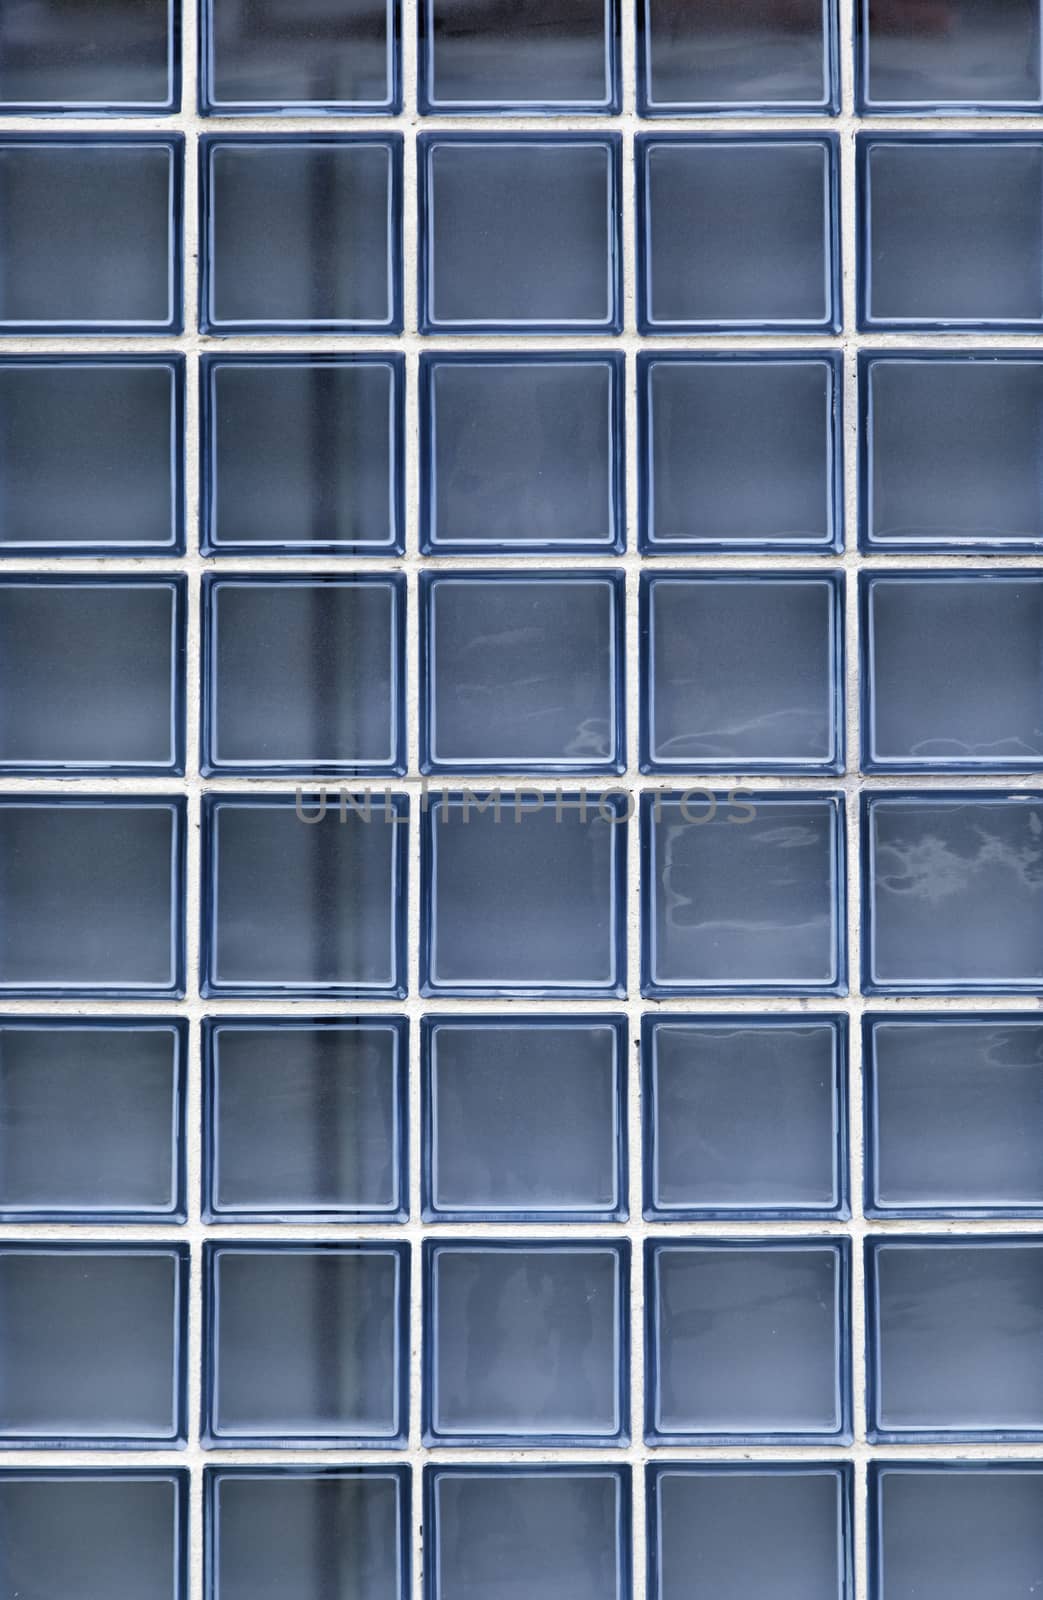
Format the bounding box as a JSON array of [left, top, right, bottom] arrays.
[[1, 3, 1043, 1599]]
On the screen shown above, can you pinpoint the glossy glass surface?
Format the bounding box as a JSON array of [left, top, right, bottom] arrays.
[[202, 357, 402, 555], [640, 0, 836, 113], [861, 355, 1043, 551], [0, 1246, 186, 1444], [420, 0, 617, 112], [649, 1465, 852, 1600], [867, 1237, 1043, 1438], [419, 136, 621, 333], [646, 1239, 850, 1442], [0, 137, 180, 332], [425, 1468, 628, 1600], [858, 0, 1043, 111], [862, 793, 1043, 994], [642, 793, 846, 996], [202, 796, 407, 997], [639, 354, 840, 554], [420, 354, 622, 554], [422, 1017, 625, 1220], [424, 1241, 628, 1444], [421, 573, 623, 773], [0, 579, 183, 773], [204, 1244, 407, 1445], [0, 0, 177, 111], [204, 575, 404, 775], [859, 138, 1043, 329], [642, 573, 842, 772], [204, 1019, 406, 1221], [422, 793, 627, 997], [869, 1464, 1043, 1600], [638, 136, 839, 332], [864, 1016, 1043, 1217], [202, 0, 398, 113], [0, 1021, 185, 1221], [201, 137, 401, 332], [207, 1468, 408, 1600], [644, 1017, 846, 1219], [0, 1472, 186, 1600], [0, 798, 184, 997]]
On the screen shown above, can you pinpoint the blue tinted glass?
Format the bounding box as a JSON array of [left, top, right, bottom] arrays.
[[640, 0, 836, 112], [0, 0, 177, 110], [869, 1465, 1043, 1600], [202, 0, 398, 113], [420, 0, 618, 112], [858, 0, 1043, 111]]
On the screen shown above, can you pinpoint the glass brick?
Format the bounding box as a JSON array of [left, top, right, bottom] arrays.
[[202, 0, 399, 113], [419, 0, 618, 112], [0, 0, 178, 111], [858, 0, 1043, 112], [639, 0, 837, 114]]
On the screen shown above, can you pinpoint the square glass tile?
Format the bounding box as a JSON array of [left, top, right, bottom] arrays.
[[0, 1020, 185, 1221], [648, 1465, 852, 1600], [420, 354, 623, 554], [204, 1243, 408, 1446], [420, 0, 618, 112], [206, 1468, 409, 1600], [858, 0, 1043, 112], [200, 137, 402, 333], [641, 573, 843, 772], [202, 357, 403, 555], [419, 135, 621, 333], [0, 0, 178, 111], [0, 1245, 187, 1444], [425, 1468, 629, 1600], [422, 1016, 626, 1221], [423, 1241, 628, 1444], [421, 572, 624, 773], [637, 136, 839, 332], [201, 0, 399, 113], [639, 354, 841, 554], [639, 0, 837, 113], [867, 1237, 1043, 1439], [862, 792, 1043, 994], [643, 1016, 847, 1220], [0, 136, 181, 331], [646, 1239, 851, 1443], [203, 575, 405, 775], [204, 1018, 407, 1222]]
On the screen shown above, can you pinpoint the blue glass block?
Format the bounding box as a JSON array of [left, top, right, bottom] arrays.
[[639, 0, 838, 114], [867, 1236, 1043, 1440], [862, 572, 1043, 771], [0, 1471, 187, 1600], [419, 0, 619, 112], [0, 358, 183, 555], [0, 0, 178, 111], [646, 1238, 851, 1444], [637, 136, 840, 334], [206, 1467, 409, 1600], [642, 791, 846, 997], [0, 578, 184, 774], [858, 0, 1043, 112], [201, 356, 403, 556], [862, 792, 1043, 994], [203, 575, 405, 776], [421, 572, 624, 774], [204, 1242, 408, 1446], [203, 1017, 407, 1222], [861, 354, 1043, 552], [639, 354, 842, 555], [859, 136, 1043, 330], [643, 1016, 848, 1221], [868, 1463, 1043, 1600], [419, 135, 622, 334], [0, 1244, 187, 1445], [422, 1015, 626, 1221], [648, 1464, 853, 1600], [202, 794, 407, 998], [200, 136, 402, 333], [420, 354, 623, 555], [641, 572, 843, 772], [201, 0, 400, 114], [0, 136, 181, 333], [0, 797, 184, 998], [423, 1240, 628, 1445], [864, 1015, 1043, 1219], [0, 1019, 185, 1222], [421, 792, 627, 997], [425, 1467, 630, 1600]]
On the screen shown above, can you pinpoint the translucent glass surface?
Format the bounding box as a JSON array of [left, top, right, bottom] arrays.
[[859, 0, 1042, 111], [0, 0, 176, 110], [640, 0, 835, 111], [203, 0, 397, 112], [870, 1465, 1043, 1600], [421, 0, 617, 111]]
